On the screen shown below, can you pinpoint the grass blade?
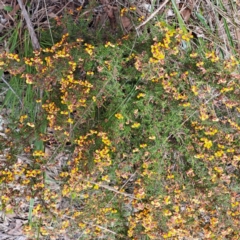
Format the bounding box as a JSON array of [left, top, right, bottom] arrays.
[[171, 0, 191, 50]]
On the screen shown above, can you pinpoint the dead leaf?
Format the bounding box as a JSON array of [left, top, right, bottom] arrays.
[[44, 146, 51, 157], [105, 5, 114, 19], [7, 219, 24, 235], [235, 28, 240, 50], [179, 0, 195, 22], [48, 12, 57, 18], [120, 16, 132, 31], [105, 5, 117, 30], [181, 7, 192, 22]]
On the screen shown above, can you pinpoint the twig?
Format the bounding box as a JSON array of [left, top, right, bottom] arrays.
[[179, 92, 221, 127], [0, 89, 8, 96], [83, 179, 138, 199], [43, 0, 54, 45], [1, 76, 23, 107], [17, 0, 40, 50], [106, 170, 138, 206], [136, 0, 170, 31], [83, 221, 118, 235], [55, 1, 75, 17]]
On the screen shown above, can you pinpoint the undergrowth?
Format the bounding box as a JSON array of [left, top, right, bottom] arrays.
[[0, 11, 240, 240]]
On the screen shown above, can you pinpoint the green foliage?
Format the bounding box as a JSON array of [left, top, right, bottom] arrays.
[[0, 12, 240, 240]]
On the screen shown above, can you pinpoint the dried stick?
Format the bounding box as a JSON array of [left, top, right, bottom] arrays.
[[83, 179, 138, 199], [136, 0, 170, 31], [1, 76, 23, 107], [17, 0, 40, 50]]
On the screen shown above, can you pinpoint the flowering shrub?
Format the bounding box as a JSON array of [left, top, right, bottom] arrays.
[[0, 20, 239, 239]]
